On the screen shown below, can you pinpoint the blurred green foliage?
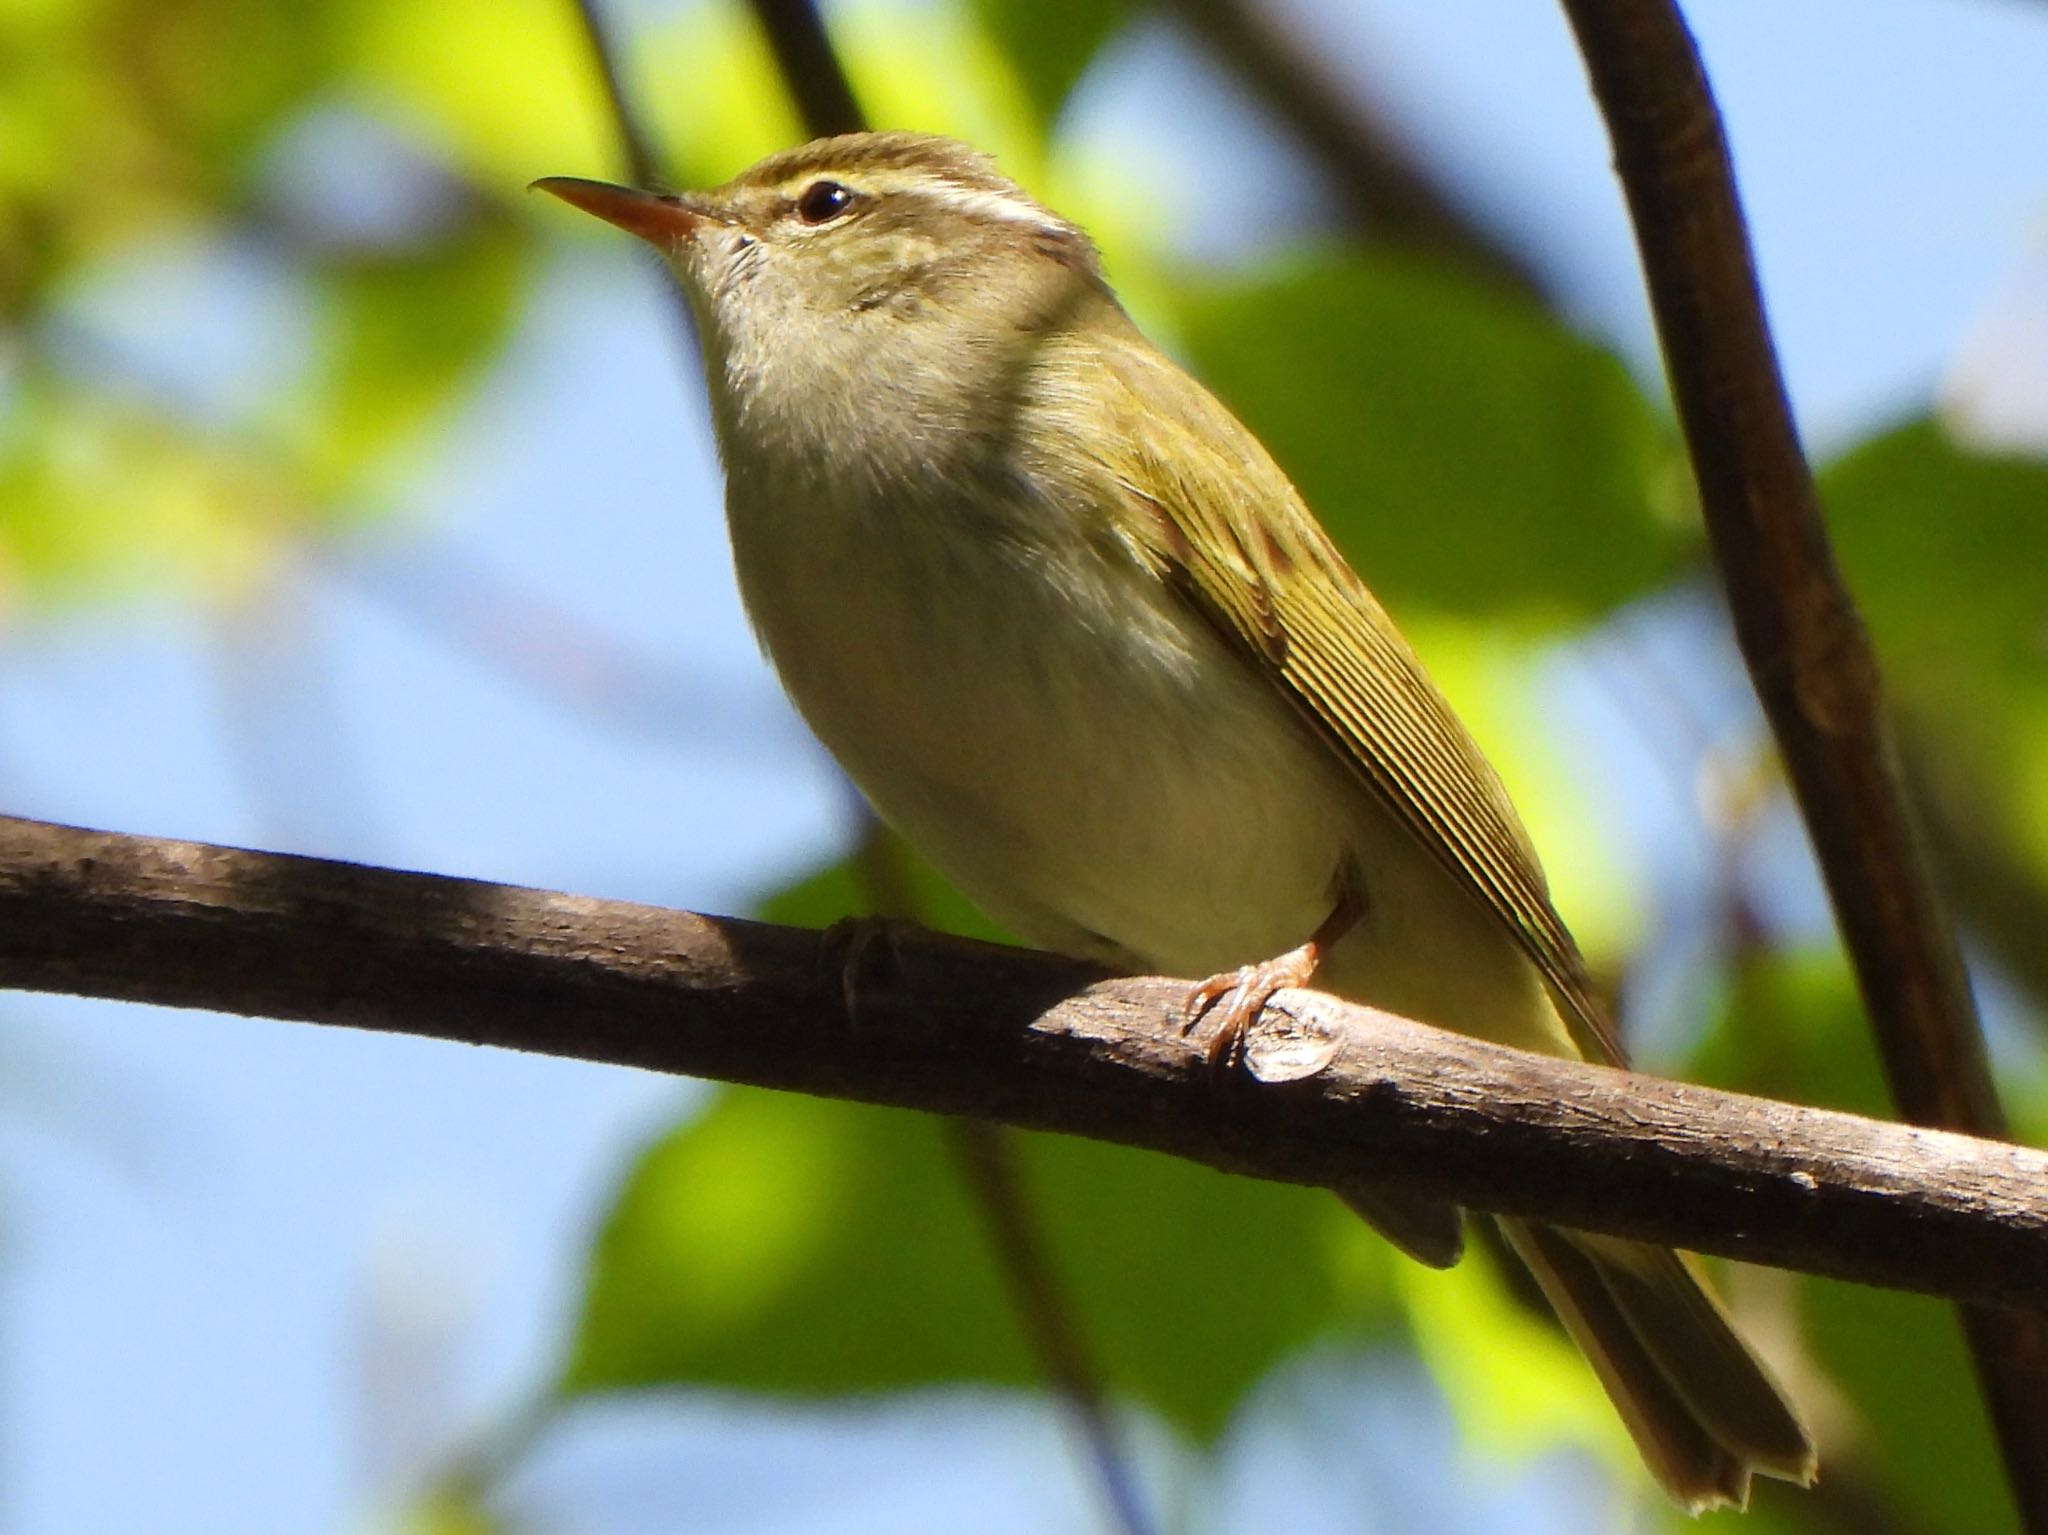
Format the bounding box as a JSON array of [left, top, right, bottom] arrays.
[[4, 0, 2045, 1530], [565, 1084, 1370, 1441], [1180, 249, 1689, 625]]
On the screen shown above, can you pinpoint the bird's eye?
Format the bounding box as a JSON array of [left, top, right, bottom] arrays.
[[795, 180, 855, 224]]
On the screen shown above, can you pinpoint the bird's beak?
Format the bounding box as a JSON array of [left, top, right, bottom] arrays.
[[529, 177, 711, 250]]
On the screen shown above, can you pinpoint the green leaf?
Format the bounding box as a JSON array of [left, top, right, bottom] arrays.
[[2, 0, 348, 310], [1684, 948, 1893, 1116], [566, 841, 1400, 1440], [836, 1, 1045, 177], [1820, 418, 2048, 1017], [968, 0, 1124, 124], [338, 0, 614, 186], [1822, 417, 2048, 695], [639, 1, 804, 187], [1176, 250, 1686, 625], [1803, 1280, 2014, 1535], [399, 1483, 504, 1535], [561, 1088, 1381, 1441]]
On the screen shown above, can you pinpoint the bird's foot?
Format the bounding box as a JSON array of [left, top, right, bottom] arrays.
[[1181, 940, 1323, 1070], [821, 914, 918, 1027]]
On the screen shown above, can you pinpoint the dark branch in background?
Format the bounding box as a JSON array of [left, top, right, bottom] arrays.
[[752, 0, 1157, 1502], [944, 1120, 1157, 1535], [849, 808, 1157, 1535], [568, 0, 665, 187], [1557, 0, 2048, 1525], [568, 0, 703, 368], [747, 0, 865, 139], [563, 9, 1148, 1530], [3, 815, 2045, 1310], [1165, 0, 1547, 302]]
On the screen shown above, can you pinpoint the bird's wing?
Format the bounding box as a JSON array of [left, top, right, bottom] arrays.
[[1075, 330, 1623, 1066]]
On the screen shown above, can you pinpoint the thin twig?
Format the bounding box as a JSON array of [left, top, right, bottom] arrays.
[[568, 0, 665, 187], [848, 811, 1153, 1535], [558, 10, 1144, 1527], [2, 814, 2046, 1309], [565, 0, 700, 365], [733, 0, 1151, 1513], [1165, 0, 1547, 301], [1557, 0, 2048, 1523], [944, 1120, 1157, 1535]]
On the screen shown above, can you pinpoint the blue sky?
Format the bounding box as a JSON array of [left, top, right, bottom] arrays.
[[3, 1, 2046, 1530]]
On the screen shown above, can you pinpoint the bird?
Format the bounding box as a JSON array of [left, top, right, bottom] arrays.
[[534, 130, 1817, 1510]]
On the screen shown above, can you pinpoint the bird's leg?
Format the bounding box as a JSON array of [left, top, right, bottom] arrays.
[[1183, 882, 1367, 1068], [820, 914, 915, 1028]]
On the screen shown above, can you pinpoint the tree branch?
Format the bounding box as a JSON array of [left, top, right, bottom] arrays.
[[747, 0, 865, 139], [558, 16, 1149, 1527], [0, 814, 2042, 1311], [1556, 0, 2048, 1521], [569, 0, 665, 187], [1165, 0, 1548, 302], [942, 1119, 1156, 1535]]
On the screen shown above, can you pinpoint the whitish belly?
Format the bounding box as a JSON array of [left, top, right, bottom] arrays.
[[728, 493, 1568, 1055]]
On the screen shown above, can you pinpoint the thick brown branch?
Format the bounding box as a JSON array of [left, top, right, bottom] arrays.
[[0, 814, 2043, 1311], [1557, 0, 2048, 1521], [1556, 0, 1997, 1139]]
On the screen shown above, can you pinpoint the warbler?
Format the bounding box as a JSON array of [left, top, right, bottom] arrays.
[[535, 132, 1816, 1510]]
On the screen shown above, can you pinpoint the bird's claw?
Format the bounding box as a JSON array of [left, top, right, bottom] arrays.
[[821, 914, 911, 1027], [1181, 945, 1319, 1073]]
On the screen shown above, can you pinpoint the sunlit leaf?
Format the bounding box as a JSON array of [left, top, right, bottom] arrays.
[[753, 831, 1008, 944], [399, 1481, 504, 1535], [1176, 250, 1687, 625], [121, 0, 331, 176], [1805, 1281, 2012, 1535], [1684, 948, 1891, 1114], [338, 0, 613, 186], [1, 0, 343, 306], [565, 840, 1401, 1440], [637, 0, 804, 186], [1399, 617, 1643, 969], [1821, 418, 2048, 1028], [837, 0, 1046, 177]]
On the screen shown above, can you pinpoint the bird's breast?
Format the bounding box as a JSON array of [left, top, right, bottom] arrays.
[[722, 473, 1356, 972]]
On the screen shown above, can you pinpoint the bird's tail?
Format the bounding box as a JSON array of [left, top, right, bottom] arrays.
[[1498, 1218, 1817, 1511]]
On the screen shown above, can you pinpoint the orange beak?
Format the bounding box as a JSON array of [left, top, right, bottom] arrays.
[[529, 177, 708, 249]]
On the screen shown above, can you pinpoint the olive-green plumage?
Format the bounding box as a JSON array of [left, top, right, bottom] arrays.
[[537, 131, 1817, 1510]]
